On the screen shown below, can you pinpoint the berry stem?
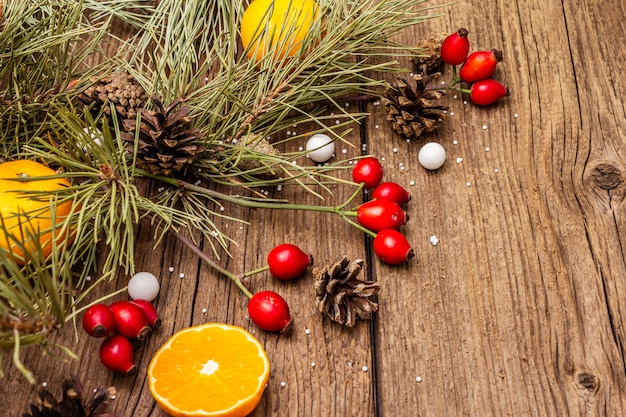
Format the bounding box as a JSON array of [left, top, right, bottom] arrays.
[[171, 229, 254, 299], [242, 264, 270, 277]]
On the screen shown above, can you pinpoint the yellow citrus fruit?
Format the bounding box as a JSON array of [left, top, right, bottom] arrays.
[[0, 160, 75, 264], [148, 323, 271, 417], [240, 0, 321, 62]]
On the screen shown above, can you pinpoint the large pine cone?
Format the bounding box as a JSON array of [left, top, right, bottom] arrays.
[[121, 97, 200, 176]]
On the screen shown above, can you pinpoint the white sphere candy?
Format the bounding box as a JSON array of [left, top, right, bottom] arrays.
[[128, 272, 160, 301], [305, 133, 335, 163], [418, 142, 446, 170]]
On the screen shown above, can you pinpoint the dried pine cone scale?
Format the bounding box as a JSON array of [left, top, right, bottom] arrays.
[[314, 256, 380, 327], [382, 71, 449, 140]]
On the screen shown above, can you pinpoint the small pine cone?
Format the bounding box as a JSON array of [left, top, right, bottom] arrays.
[[236, 133, 283, 178], [23, 375, 120, 417], [314, 256, 380, 327], [382, 72, 449, 140], [121, 96, 200, 176], [410, 32, 446, 73], [77, 71, 147, 120]]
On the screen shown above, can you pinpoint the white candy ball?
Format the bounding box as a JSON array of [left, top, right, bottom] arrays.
[[128, 272, 160, 301], [306, 134, 335, 163], [418, 142, 446, 170]]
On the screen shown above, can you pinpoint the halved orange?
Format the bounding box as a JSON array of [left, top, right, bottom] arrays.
[[148, 323, 270, 417]]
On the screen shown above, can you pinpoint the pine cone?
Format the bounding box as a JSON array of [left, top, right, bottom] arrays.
[[236, 133, 283, 178], [23, 375, 120, 417], [382, 72, 449, 140], [77, 71, 147, 120], [314, 256, 380, 327], [410, 32, 446, 73], [121, 96, 200, 176]]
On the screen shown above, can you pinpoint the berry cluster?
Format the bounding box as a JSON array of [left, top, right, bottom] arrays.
[[441, 28, 510, 105], [82, 299, 160, 375], [352, 157, 415, 265]]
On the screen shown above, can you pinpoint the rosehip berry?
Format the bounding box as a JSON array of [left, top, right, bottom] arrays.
[[267, 243, 313, 280], [440, 28, 470, 66], [352, 157, 384, 189], [248, 291, 292, 333], [129, 299, 161, 328], [459, 49, 503, 83], [99, 335, 137, 375], [109, 300, 151, 339], [82, 303, 116, 338], [371, 182, 411, 206], [357, 200, 407, 232], [373, 229, 415, 265], [469, 79, 510, 106]]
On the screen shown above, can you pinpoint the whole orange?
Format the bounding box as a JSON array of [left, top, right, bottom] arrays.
[[240, 0, 321, 63], [0, 160, 75, 264]]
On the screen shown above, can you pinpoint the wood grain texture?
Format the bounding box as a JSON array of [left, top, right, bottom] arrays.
[[3, 0, 626, 416]]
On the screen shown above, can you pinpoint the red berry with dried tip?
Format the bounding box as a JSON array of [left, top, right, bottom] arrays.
[[99, 334, 137, 375], [459, 49, 503, 83], [267, 243, 313, 280], [440, 28, 470, 65], [352, 157, 384, 189], [109, 300, 152, 339], [82, 303, 116, 338], [357, 200, 407, 232], [129, 299, 162, 328], [248, 291, 292, 333], [469, 79, 510, 106], [372, 182, 411, 206], [373, 229, 415, 265]]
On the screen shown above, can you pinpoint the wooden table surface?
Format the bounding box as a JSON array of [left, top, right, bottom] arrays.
[[4, 0, 626, 416]]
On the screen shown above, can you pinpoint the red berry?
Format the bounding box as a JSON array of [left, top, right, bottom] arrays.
[[129, 299, 161, 328], [99, 335, 137, 375], [82, 304, 116, 338], [352, 157, 384, 189], [459, 49, 503, 83], [357, 200, 407, 232], [109, 301, 151, 339], [469, 79, 510, 106], [373, 229, 414, 265], [267, 243, 313, 280], [248, 291, 292, 333], [371, 182, 411, 206], [440, 28, 470, 66]]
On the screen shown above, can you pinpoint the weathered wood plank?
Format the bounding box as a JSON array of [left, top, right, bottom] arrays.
[[371, 0, 626, 416]]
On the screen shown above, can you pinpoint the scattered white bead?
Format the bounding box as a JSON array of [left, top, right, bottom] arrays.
[[514, 113, 519, 118], [219, 206, 225, 212], [418, 142, 446, 170], [453, 94, 458, 99], [485, 147, 490, 152], [495, 168, 500, 173], [298, 146, 303, 151], [179, 273, 185, 279], [128, 272, 160, 301], [306, 133, 335, 162], [392, 147, 398, 153], [375, 125, 380, 129], [466, 182, 471, 187], [169, 266, 174, 273], [482, 125, 488, 130], [416, 376, 423, 383], [311, 362, 316, 368], [430, 235, 439, 246], [335, 120, 340, 125], [410, 180, 416, 186], [305, 328, 311, 335], [342, 149, 347, 154], [277, 185, 283, 191], [86, 276, 92, 282], [280, 381, 287, 387], [362, 366, 368, 372], [463, 100, 468, 105], [42, 382, 48, 387], [450, 112, 454, 116], [453, 140, 458, 145], [202, 308, 207, 314], [456, 157, 463, 164]]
